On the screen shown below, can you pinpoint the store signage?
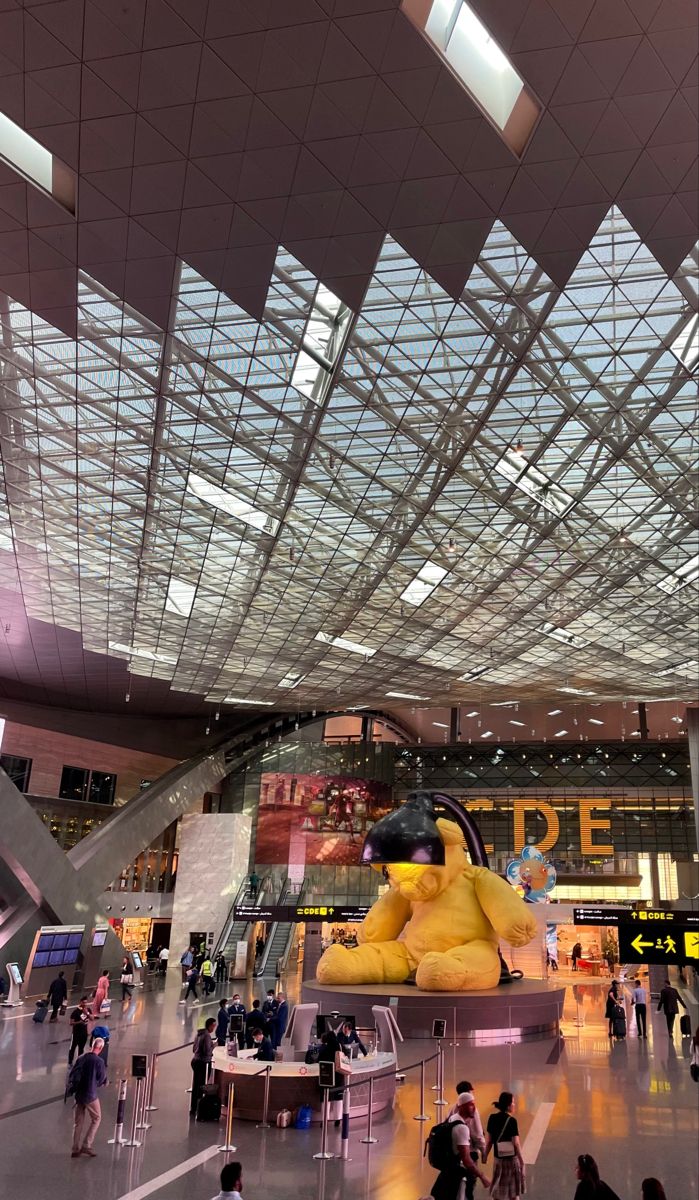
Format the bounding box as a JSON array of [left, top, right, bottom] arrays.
[[618, 922, 698, 965], [233, 904, 371, 924], [573, 907, 699, 927]]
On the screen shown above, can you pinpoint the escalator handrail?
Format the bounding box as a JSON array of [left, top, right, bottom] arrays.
[[213, 871, 274, 958]]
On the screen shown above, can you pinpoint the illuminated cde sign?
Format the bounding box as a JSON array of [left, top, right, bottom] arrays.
[[233, 905, 371, 924], [466, 797, 623, 856]]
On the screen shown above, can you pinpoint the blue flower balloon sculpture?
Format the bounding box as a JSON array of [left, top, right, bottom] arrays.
[[505, 845, 557, 903]]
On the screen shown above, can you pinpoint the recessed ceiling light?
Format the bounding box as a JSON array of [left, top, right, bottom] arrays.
[[554, 729, 568, 737], [657, 660, 697, 676], [464, 711, 479, 718], [490, 701, 518, 707], [548, 709, 562, 716], [0, 110, 76, 213], [109, 641, 177, 665], [222, 696, 274, 706], [509, 719, 526, 727], [400, 561, 449, 607], [315, 632, 376, 657], [278, 674, 305, 689], [558, 686, 596, 696], [657, 552, 699, 595], [459, 667, 488, 682], [540, 622, 589, 649], [588, 718, 604, 725], [480, 730, 493, 738], [432, 721, 450, 728], [386, 691, 430, 700]]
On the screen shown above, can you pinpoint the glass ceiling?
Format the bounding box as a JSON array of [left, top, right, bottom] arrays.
[[0, 206, 697, 707]]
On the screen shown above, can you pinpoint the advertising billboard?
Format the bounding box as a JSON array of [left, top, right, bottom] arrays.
[[256, 772, 395, 865]]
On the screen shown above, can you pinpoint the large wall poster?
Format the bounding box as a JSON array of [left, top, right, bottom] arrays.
[[257, 772, 395, 865]]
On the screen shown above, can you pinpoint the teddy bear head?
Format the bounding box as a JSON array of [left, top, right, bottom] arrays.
[[380, 817, 467, 902]]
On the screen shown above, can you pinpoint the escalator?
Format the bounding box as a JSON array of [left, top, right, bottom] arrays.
[[254, 877, 304, 978], [215, 873, 274, 963]]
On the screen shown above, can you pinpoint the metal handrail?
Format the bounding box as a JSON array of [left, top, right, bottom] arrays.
[[213, 871, 273, 959], [255, 878, 305, 977]]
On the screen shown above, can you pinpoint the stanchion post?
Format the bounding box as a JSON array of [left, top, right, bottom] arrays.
[[340, 1084, 351, 1160], [145, 1052, 158, 1112], [413, 1058, 429, 1121], [313, 1089, 334, 1160], [360, 1075, 378, 1144], [218, 1079, 237, 1153], [434, 1043, 446, 1107], [135, 1066, 152, 1132], [450, 1006, 459, 1048], [108, 1078, 128, 1145], [256, 1065, 272, 1129], [122, 1077, 143, 1148]]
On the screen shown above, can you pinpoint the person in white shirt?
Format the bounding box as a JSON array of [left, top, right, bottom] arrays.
[[431, 1093, 490, 1200], [158, 946, 169, 975], [631, 978, 648, 1038], [448, 1081, 485, 1157], [210, 1160, 243, 1200]]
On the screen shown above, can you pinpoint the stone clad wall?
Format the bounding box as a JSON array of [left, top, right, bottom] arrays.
[[169, 812, 252, 959]]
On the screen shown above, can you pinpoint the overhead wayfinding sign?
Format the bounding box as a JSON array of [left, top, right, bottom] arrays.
[[573, 907, 699, 927], [619, 923, 699, 965], [233, 904, 371, 924]]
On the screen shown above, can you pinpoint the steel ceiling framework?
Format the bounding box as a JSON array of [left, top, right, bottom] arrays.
[[0, 205, 697, 709]]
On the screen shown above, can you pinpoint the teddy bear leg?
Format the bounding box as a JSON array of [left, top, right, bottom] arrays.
[[415, 939, 501, 991], [316, 940, 411, 986]]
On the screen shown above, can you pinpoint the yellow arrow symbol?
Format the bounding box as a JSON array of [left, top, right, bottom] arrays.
[[631, 934, 654, 953]]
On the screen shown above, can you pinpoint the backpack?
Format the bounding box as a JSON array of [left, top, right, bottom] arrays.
[[425, 1117, 462, 1170], [66, 1056, 86, 1098]]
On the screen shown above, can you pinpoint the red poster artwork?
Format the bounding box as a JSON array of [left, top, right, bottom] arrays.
[[256, 773, 395, 865]]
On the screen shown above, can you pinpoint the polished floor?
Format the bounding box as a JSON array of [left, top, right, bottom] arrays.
[[1, 968, 696, 1200]]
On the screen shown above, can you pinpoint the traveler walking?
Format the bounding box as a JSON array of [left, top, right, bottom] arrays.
[[244, 999, 266, 1046], [249, 871, 260, 900], [631, 978, 648, 1038], [571, 941, 582, 972], [573, 1154, 621, 1199], [69, 1038, 107, 1157], [227, 994, 247, 1049], [209, 1161, 244, 1200], [641, 1180, 667, 1200], [201, 954, 215, 995], [605, 981, 621, 1038], [483, 1091, 526, 1199], [90, 969, 110, 1018], [120, 965, 134, 1001], [190, 1018, 216, 1116], [216, 998, 229, 1046], [47, 970, 68, 1021], [448, 1083, 485, 1159], [180, 945, 193, 983], [180, 964, 200, 1004], [317, 1030, 351, 1128], [158, 945, 169, 975], [255, 935, 265, 959], [68, 997, 90, 1065], [657, 978, 686, 1035], [429, 1092, 490, 1200], [215, 952, 227, 984], [271, 992, 288, 1049]]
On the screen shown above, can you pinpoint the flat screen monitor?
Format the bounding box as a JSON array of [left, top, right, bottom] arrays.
[[131, 951, 143, 970], [8, 963, 23, 985], [48, 950, 65, 966], [317, 1014, 355, 1036], [37, 934, 55, 952], [52, 934, 69, 950], [91, 931, 107, 948], [68, 932, 83, 949], [318, 1060, 335, 1088], [63, 949, 79, 965], [33, 951, 50, 969], [228, 1014, 244, 1034]]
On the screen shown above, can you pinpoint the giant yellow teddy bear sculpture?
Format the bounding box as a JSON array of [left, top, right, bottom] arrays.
[[317, 818, 537, 991]]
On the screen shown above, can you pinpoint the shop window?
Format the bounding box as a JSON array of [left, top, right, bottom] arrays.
[[59, 765, 116, 805], [1, 754, 32, 791]]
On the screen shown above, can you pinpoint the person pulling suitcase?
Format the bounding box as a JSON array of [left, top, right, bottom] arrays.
[[190, 1018, 215, 1117]]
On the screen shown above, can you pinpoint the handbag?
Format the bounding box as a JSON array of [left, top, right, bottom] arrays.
[[495, 1115, 516, 1158]]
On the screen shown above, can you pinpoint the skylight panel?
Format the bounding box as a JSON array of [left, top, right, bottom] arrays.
[[278, 673, 306, 689], [656, 660, 698, 677], [657, 552, 699, 595], [558, 686, 596, 696], [494, 448, 575, 517], [0, 111, 76, 214], [109, 641, 177, 665], [669, 313, 699, 370], [290, 283, 352, 402], [400, 561, 449, 607], [187, 472, 278, 535], [386, 691, 430, 700], [165, 579, 196, 618], [222, 696, 274, 706], [402, 0, 541, 156], [315, 632, 376, 657], [459, 668, 488, 682], [540, 622, 590, 649]]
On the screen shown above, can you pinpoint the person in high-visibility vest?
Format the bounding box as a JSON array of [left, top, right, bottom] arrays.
[[201, 955, 215, 995]]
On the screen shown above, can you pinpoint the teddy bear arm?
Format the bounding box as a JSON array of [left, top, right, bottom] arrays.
[[357, 888, 411, 944], [472, 867, 538, 947]]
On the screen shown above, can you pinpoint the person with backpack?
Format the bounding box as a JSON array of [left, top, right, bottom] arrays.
[[428, 1092, 491, 1200], [190, 1018, 216, 1116], [448, 1081, 485, 1159], [483, 1092, 525, 1199], [69, 1037, 107, 1157]]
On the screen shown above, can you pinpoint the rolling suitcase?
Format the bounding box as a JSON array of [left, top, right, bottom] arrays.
[[196, 1084, 221, 1122], [33, 1001, 48, 1024], [613, 1010, 626, 1040], [680, 1014, 691, 1037]]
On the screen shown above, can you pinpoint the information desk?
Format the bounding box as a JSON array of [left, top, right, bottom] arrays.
[[212, 1047, 396, 1123]]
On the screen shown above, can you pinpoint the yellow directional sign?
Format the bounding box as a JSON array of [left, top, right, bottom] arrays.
[[684, 931, 699, 961], [620, 924, 690, 964]]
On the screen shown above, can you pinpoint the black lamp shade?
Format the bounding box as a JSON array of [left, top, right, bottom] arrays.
[[360, 790, 489, 869], [360, 794, 445, 867]]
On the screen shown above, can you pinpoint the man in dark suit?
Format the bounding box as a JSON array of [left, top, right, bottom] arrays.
[[657, 978, 686, 1035], [251, 1027, 275, 1061], [227, 993, 247, 1049], [271, 992, 289, 1049]]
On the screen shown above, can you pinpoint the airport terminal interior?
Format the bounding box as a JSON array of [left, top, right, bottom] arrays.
[[0, 1, 698, 1198]]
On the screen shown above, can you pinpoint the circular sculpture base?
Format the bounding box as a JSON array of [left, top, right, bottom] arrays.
[[302, 978, 566, 1042]]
